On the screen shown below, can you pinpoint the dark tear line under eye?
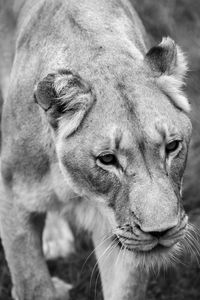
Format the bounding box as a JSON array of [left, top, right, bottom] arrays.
[[85, 164, 122, 195]]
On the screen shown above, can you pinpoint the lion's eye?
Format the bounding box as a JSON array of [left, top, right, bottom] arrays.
[[166, 140, 180, 154], [98, 153, 117, 166]]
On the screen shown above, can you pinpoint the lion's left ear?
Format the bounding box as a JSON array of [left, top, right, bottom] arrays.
[[146, 37, 190, 113], [146, 37, 188, 80]]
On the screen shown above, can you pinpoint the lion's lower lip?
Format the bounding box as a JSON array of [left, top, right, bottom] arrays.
[[120, 242, 172, 253], [142, 244, 172, 254], [115, 236, 179, 253], [116, 238, 157, 252]]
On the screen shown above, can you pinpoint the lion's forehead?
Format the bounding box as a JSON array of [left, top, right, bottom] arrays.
[[92, 121, 174, 154], [88, 74, 192, 151], [89, 100, 188, 153]]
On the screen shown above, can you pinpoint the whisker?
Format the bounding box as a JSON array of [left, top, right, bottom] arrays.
[[89, 236, 118, 294], [184, 233, 200, 266], [183, 237, 195, 261], [94, 241, 120, 300], [80, 233, 114, 276], [188, 223, 200, 240], [122, 244, 127, 266], [186, 230, 200, 257], [94, 270, 101, 300], [170, 246, 186, 267], [89, 242, 113, 291], [115, 240, 123, 267]]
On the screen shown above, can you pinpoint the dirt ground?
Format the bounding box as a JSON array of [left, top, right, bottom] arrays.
[[0, 0, 200, 299]]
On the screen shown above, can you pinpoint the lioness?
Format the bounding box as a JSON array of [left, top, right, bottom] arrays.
[[0, 0, 193, 299]]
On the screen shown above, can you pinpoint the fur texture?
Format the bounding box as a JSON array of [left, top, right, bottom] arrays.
[[0, 1, 192, 300], [146, 37, 190, 113]]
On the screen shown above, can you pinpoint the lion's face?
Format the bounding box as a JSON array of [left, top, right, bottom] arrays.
[[35, 38, 192, 266], [56, 76, 192, 262]]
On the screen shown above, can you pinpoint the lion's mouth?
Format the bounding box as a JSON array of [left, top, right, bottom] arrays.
[[111, 220, 199, 269], [113, 217, 188, 255], [111, 234, 185, 270], [114, 232, 184, 253], [124, 243, 173, 254]]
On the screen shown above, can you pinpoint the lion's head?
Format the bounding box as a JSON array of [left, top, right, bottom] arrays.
[[35, 37, 192, 268]]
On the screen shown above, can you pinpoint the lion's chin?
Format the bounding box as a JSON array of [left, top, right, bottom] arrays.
[[117, 241, 183, 271]]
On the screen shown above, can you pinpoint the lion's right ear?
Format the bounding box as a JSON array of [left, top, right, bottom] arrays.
[[34, 70, 95, 136]]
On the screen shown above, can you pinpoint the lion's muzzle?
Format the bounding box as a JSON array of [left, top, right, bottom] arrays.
[[115, 214, 188, 253]]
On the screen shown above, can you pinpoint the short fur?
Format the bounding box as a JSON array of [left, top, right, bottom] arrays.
[[0, 1, 192, 300], [146, 37, 190, 113]]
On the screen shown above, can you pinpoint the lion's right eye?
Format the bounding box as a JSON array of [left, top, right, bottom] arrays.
[[97, 153, 118, 166], [166, 140, 181, 155]]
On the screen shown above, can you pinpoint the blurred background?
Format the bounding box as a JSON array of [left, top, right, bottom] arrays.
[[0, 0, 200, 299]]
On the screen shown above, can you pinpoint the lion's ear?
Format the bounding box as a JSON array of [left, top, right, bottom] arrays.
[[146, 37, 188, 80], [146, 37, 190, 113], [34, 70, 95, 136]]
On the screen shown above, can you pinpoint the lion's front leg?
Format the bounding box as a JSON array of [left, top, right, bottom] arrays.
[[0, 196, 54, 300], [0, 184, 69, 300], [92, 231, 148, 300]]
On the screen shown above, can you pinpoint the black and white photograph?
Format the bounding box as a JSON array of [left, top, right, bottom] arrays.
[[0, 1, 200, 299]]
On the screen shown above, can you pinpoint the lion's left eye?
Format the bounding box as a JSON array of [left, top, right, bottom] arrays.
[[97, 153, 118, 166], [166, 140, 181, 154]]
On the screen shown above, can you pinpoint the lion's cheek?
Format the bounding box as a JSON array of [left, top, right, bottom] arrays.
[[169, 155, 188, 192], [60, 153, 121, 203]]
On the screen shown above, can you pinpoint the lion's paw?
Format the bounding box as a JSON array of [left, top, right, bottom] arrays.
[[52, 277, 72, 300], [43, 212, 75, 260]]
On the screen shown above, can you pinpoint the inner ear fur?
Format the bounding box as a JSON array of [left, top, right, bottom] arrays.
[[34, 69, 95, 135], [146, 37, 188, 79], [146, 37, 190, 113]]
